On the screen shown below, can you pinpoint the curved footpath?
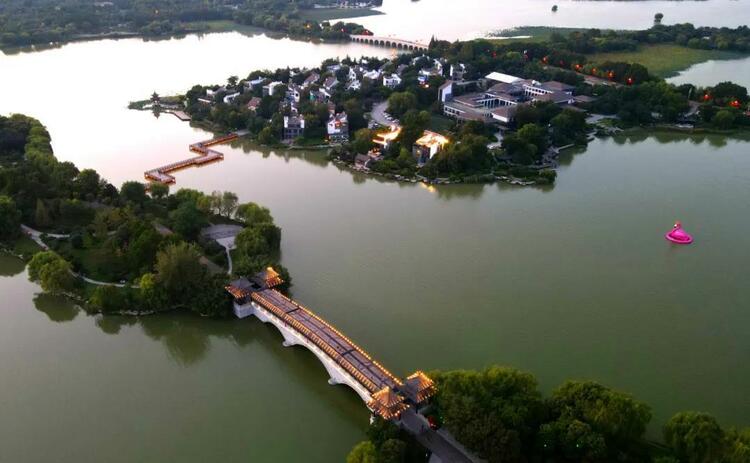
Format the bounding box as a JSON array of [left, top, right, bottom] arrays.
[[21, 225, 137, 288]]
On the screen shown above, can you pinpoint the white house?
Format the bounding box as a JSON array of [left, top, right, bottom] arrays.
[[383, 74, 402, 89], [263, 81, 284, 96], [326, 112, 349, 142], [438, 80, 453, 103], [223, 92, 240, 104], [363, 69, 382, 81]]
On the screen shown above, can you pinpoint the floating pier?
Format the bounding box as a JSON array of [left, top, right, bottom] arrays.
[[144, 133, 239, 184]]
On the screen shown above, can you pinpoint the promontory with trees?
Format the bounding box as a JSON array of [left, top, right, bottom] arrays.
[[0, 0, 380, 49], [348, 366, 750, 463], [0, 113, 289, 316], [154, 23, 749, 185]]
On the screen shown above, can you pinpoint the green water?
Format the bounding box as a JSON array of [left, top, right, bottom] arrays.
[[1, 33, 750, 462], [2, 131, 749, 461]]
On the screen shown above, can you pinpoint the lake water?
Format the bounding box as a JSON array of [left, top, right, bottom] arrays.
[[668, 55, 750, 89], [2, 26, 750, 463], [353, 0, 750, 42]]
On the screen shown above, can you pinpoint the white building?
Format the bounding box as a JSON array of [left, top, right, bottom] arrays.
[[223, 92, 240, 104], [383, 74, 402, 89], [263, 81, 284, 96], [326, 112, 349, 142]]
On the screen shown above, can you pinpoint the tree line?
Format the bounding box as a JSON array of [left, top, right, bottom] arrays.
[[0, 114, 288, 317], [348, 366, 750, 463]]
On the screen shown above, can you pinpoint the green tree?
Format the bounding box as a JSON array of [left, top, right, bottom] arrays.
[[169, 201, 207, 240], [541, 380, 652, 461], [34, 199, 51, 228], [387, 92, 418, 119], [236, 202, 273, 225], [0, 195, 21, 240], [431, 366, 544, 462], [28, 251, 75, 294], [655, 12, 664, 23], [153, 243, 206, 308], [258, 126, 277, 145], [149, 182, 169, 200], [711, 110, 736, 130], [220, 191, 239, 217], [664, 412, 725, 463], [120, 181, 147, 205], [379, 439, 407, 463], [352, 128, 375, 154], [346, 441, 377, 463]]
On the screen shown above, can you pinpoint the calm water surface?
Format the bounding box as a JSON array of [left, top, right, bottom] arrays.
[[668, 55, 750, 89], [1, 32, 750, 463], [353, 0, 750, 41]]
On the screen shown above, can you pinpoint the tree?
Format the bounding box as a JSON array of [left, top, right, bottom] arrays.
[[258, 126, 277, 145], [431, 366, 544, 462], [655, 13, 664, 23], [149, 182, 169, 200], [169, 201, 207, 240], [379, 439, 407, 463], [227, 75, 239, 87], [120, 181, 147, 205], [398, 110, 431, 148], [74, 168, 102, 199], [664, 412, 725, 463], [541, 380, 652, 461], [711, 110, 736, 130], [351, 128, 375, 154], [0, 195, 21, 240], [28, 251, 75, 294], [236, 202, 273, 225], [153, 243, 206, 308], [346, 441, 377, 463], [34, 199, 51, 228], [387, 92, 418, 119], [220, 191, 239, 217]]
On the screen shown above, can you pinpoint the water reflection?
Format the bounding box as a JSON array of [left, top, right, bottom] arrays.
[[0, 253, 26, 277], [32, 293, 80, 322], [612, 130, 748, 148]]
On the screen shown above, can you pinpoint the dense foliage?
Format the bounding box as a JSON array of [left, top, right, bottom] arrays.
[[0, 0, 375, 48], [350, 365, 750, 463], [1, 114, 286, 317]]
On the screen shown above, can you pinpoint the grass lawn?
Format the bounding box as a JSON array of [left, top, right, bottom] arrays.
[[489, 26, 592, 44], [297, 8, 383, 22], [587, 44, 744, 78]]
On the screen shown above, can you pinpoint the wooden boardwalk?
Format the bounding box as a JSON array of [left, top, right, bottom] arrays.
[[144, 133, 239, 184]]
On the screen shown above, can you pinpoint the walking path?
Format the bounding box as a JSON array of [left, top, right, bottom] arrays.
[[21, 225, 137, 288]]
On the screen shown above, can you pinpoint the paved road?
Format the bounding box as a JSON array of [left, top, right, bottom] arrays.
[[371, 101, 398, 127], [399, 409, 480, 463]]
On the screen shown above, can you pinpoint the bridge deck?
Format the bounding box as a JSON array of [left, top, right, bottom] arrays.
[[144, 133, 238, 184], [252, 289, 400, 393]]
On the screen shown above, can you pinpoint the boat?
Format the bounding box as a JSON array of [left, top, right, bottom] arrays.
[[665, 221, 693, 245]]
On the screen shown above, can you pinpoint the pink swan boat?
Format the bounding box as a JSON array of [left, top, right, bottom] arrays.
[[665, 221, 693, 245]]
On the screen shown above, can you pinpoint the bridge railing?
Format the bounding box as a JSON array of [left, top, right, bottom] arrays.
[[251, 292, 382, 393]]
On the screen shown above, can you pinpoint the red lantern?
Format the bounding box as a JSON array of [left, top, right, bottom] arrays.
[[542, 56, 549, 64], [627, 77, 634, 85], [703, 93, 710, 101], [730, 99, 741, 108], [607, 71, 615, 80]]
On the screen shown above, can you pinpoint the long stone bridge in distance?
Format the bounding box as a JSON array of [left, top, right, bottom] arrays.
[[350, 34, 428, 51], [226, 269, 477, 463]]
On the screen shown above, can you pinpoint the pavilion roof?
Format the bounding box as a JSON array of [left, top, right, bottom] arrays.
[[367, 387, 408, 420], [404, 371, 436, 403]]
